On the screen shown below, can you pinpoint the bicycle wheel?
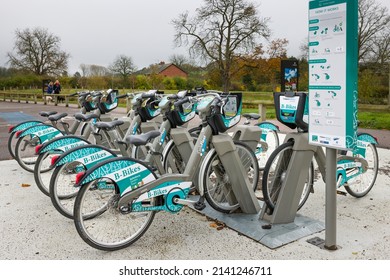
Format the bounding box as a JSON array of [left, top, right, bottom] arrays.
[[7, 131, 17, 159], [163, 141, 186, 174], [74, 176, 157, 251], [256, 129, 280, 170], [344, 142, 378, 198], [50, 161, 87, 219], [14, 134, 40, 172], [262, 141, 314, 211], [163, 128, 199, 174], [202, 141, 259, 213], [34, 152, 57, 196]]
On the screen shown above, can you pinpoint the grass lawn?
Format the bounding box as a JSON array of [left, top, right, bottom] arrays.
[[2, 88, 389, 130]]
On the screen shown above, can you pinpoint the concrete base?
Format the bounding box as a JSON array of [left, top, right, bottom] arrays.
[[189, 196, 325, 249]]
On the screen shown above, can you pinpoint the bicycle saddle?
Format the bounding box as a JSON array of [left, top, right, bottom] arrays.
[[48, 112, 68, 121], [242, 113, 260, 120], [94, 120, 124, 130], [124, 130, 161, 146], [74, 113, 99, 122], [39, 111, 57, 117]]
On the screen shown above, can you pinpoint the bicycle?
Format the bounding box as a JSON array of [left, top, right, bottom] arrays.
[[72, 92, 261, 250], [12, 90, 121, 173], [47, 90, 191, 219], [7, 91, 93, 159], [32, 90, 132, 196], [261, 92, 379, 214]]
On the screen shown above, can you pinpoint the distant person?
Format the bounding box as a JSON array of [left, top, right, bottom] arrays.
[[46, 81, 54, 103], [53, 80, 64, 102]]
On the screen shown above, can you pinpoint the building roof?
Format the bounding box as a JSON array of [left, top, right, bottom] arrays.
[[136, 63, 187, 75]]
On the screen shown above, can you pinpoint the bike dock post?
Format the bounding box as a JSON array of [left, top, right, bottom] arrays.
[[259, 132, 317, 224], [212, 135, 261, 214]]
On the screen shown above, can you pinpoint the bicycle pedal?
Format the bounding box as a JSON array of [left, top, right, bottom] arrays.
[[336, 190, 347, 196], [194, 201, 206, 211]]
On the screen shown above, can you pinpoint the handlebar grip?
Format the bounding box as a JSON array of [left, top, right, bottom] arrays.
[[117, 94, 128, 99], [167, 94, 178, 100], [141, 92, 156, 99], [174, 96, 190, 107], [69, 92, 79, 97]]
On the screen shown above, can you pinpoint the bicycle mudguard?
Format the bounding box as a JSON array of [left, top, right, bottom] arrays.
[[257, 122, 279, 141], [357, 133, 378, 144], [17, 124, 63, 143], [9, 121, 43, 133], [37, 135, 90, 154], [52, 145, 116, 170], [75, 157, 157, 196], [354, 133, 378, 158]]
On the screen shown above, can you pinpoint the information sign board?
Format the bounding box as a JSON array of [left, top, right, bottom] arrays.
[[308, 0, 358, 150]]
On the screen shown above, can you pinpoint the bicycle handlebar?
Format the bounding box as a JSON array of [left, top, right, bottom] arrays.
[[117, 94, 128, 99], [174, 96, 190, 107]]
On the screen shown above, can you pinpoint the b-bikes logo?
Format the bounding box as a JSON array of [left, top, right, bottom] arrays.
[[113, 165, 141, 180], [36, 127, 58, 137], [80, 150, 111, 165]]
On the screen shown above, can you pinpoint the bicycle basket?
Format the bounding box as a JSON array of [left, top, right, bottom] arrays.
[[82, 98, 98, 112], [274, 91, 308, 131], [209, 93, 242, 133], [171, 101, 196, 126], [98, 90, 119, 113], [139, 96, 161, 122]]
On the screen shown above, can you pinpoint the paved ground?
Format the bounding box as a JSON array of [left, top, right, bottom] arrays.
[[0, 100, 390, 261]]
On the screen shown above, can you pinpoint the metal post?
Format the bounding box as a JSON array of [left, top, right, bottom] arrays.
[[258, 104, 266, 121], [325, 147, 338, 250]]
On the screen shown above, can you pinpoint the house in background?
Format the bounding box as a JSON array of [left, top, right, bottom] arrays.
[[137, 62, 188, 78]]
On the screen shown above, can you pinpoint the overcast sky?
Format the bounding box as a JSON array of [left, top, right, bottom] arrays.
[[1, 0, 389, 75]]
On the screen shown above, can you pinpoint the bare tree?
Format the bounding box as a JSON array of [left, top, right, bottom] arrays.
[[267, 38, 289, 59], [7, 27, 69, 76], [358, 0, 390, 62], [172, 0, 270, 91], [169, 54, 189, 67], [79, 64, 90, 77], [109, 55, 136, 85], [89, 64, 110, 76]]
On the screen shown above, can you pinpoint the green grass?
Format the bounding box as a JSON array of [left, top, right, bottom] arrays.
[[2, 88, 389, 130]]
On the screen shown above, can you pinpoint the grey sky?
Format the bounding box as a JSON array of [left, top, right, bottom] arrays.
[[1, 0, 389, 74]]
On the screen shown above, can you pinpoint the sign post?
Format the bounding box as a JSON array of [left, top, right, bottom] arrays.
[[308, 0, 358, 249]]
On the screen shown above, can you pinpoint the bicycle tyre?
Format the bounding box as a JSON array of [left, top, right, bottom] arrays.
[[262, 141, 314, 211], [202, 141, 259, 213], [163, 127, 200, 174], [256, 129, 280, 170], [344, 141, 379, 198], [163, 141, 186, 174], [7, 131, 17, 159], [33, 152, 56, 196], [74, 175, 157, 251], [50, 161, 87, 219], [14, 134, 40, 172]]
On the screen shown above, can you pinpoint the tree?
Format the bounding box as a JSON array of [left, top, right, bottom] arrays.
[[169, 54, 189, 67], [109, 55, 136, 86], [267, 38, 289, 59], [358, 0, 390, 62], [7, 27, 69, 76], [172, 0, 270, 92]]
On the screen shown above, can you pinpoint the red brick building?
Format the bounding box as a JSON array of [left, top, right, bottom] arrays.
[[137, 62, 188, 78]]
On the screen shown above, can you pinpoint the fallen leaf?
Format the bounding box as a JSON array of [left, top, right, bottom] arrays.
[[21, 183, 31, 187], [209, 222, 218, 228]]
